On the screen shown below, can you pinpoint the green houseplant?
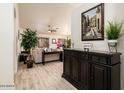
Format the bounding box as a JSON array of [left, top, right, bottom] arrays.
[[106, 21, 123, 52], [106, 21, 123, 40], [66, 37, 71, 48], [21, 28, 39, 68]]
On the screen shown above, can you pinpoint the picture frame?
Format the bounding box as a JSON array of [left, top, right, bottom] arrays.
[[81, 3, 104, 41], [83, 43, 93, 51], [38, 37, 49, 48], [52, 38, 56, 44]]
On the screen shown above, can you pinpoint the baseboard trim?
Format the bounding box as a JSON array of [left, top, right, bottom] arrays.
[[0, 83, 15, 90]]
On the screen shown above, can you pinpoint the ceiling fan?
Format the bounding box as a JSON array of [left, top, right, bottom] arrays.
[[48, 25, 59, 33]]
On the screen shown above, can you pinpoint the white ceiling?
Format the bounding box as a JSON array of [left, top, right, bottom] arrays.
[[18, 3, 82, 35]]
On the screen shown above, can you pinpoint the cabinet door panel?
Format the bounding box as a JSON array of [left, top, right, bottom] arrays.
[[64, 54, 71, 76], [90, 64, 107, 90], [80, 60, 88, 89], [71, 56, 79, 82]]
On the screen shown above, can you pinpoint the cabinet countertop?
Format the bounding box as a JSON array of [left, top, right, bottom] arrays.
[[64, 48, 121, 56]]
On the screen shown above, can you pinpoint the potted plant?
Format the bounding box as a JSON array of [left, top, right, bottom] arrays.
[[106, 21, 123, 52], [21, 28, 39, 68], [66, 37, 71, 48]]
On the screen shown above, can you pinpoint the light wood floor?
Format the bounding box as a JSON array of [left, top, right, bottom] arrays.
[[15, 61, 77, 90]]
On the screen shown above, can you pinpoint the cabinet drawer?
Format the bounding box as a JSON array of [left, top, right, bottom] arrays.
[[64, 50, 72, 55], [71, 51, 80, 56], [92, 56, 107, 64], [81, 54, 89, 60]]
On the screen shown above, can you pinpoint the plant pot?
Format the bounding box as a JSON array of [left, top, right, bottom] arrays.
[[27, 60, 33, 68], [21, 51, 29, 64], [24, 61, 27, 64], [108, 40, 117, 46], [26, 54, 34, 68], [108, 40, 118, 52]]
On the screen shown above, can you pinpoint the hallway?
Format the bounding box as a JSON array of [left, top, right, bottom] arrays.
[[15, 62, 76, 90]]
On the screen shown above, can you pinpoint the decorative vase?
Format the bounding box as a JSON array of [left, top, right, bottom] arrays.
[[108, 40, 118, 52]]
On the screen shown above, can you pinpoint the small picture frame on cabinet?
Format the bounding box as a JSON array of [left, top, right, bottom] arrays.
[[83, 43, 93, 51]]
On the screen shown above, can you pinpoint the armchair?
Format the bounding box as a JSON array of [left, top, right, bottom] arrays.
[[32, 48, 43, 63]]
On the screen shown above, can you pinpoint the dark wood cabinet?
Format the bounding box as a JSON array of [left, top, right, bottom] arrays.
[[71, 55, 79, 82], [64, 54, 71, 76], [89, 63, 107, 90], [62, 48, 121, 90], [80, 60, 89, 89]]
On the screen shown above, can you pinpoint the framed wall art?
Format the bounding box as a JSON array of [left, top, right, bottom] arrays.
[[81, 3, 104, 41], [52, 38, 56, 44], [38, 37, 49, 48]]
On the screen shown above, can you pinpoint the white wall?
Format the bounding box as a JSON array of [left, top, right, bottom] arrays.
[[71, 3, 117, 50], [0, 4, 15, 89], [14, 4, 20, 74], [18, 4, 76, 36], [71, 3, 124, 89]]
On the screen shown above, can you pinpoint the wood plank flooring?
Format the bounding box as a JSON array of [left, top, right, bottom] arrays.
[[15, 61, 77, 90]]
